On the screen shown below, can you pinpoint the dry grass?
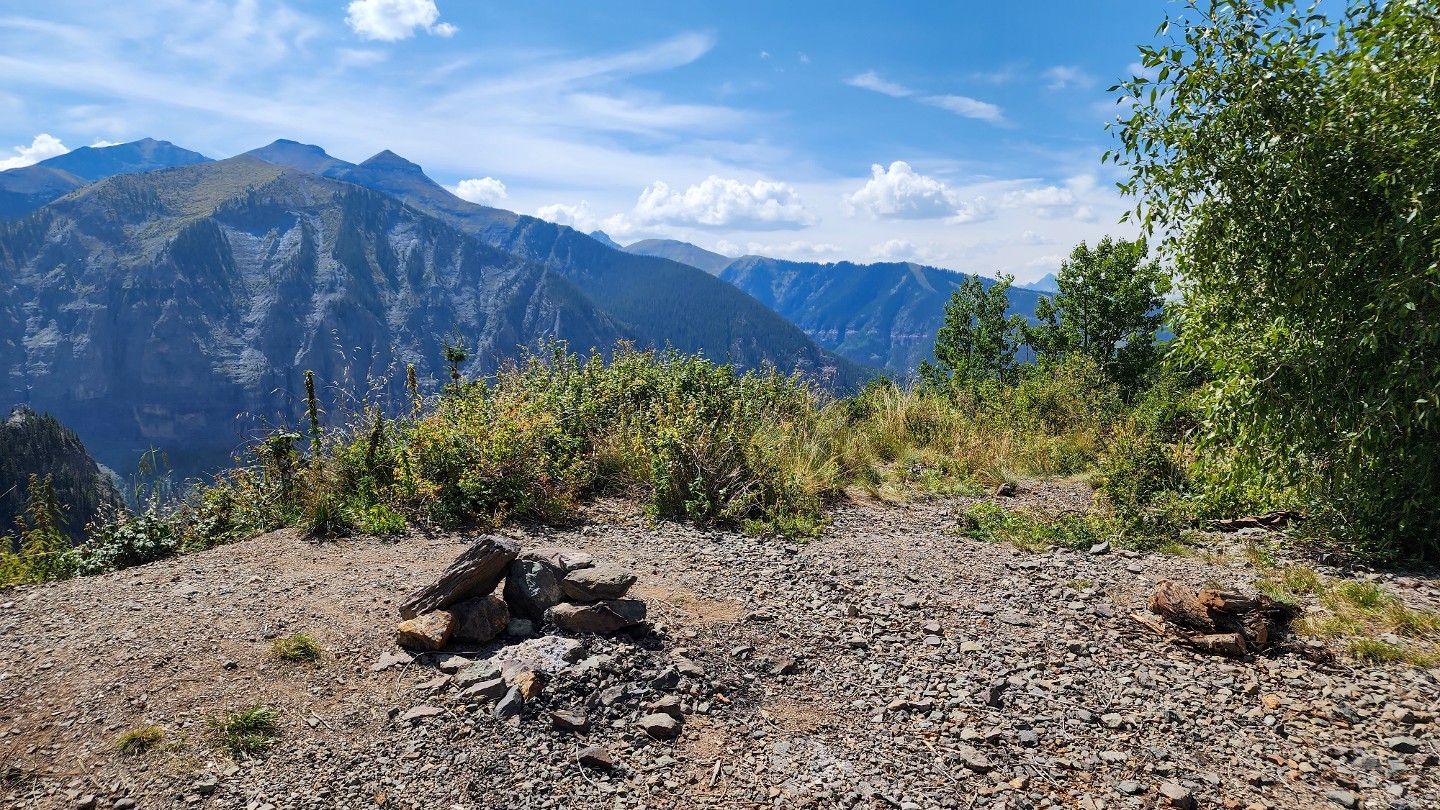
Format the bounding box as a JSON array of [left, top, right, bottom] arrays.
[[1253, 562, 1440, 667], [114, 725, 165, 755]]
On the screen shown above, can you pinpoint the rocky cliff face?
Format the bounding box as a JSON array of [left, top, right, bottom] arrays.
[[244, 142, 870, 390], [0, 156, 623, 474], [0, 408, 126, 544]]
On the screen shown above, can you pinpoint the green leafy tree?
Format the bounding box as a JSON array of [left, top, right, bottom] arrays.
[[3, 474, 74, 584], [921, 274, 1027, 390], [1111, 0, 1440, 557], [1026, 236, 1171, 393]]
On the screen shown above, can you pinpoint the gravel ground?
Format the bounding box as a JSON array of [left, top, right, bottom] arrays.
[[2, 483, 1437, 810]]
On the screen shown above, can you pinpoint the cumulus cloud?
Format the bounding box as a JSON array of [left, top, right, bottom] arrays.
[[535, 200, 597, 229], [919, 94, 1004, 123], [845, 161, 990, 224], [345, 0, 455, 42], [452, 177, 508, 205], [1001, 181, 1099, 220], [846, 71, 912, 98], [632, 176, 816, 230], [0, 133, 68, 170]]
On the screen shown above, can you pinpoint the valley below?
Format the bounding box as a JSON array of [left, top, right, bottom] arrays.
[[2, 485, 1436, 810]]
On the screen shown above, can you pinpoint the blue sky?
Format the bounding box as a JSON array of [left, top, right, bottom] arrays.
[[0, 0, 1173, 282]]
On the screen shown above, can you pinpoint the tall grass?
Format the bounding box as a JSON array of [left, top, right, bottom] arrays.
[[3, 345, 1131, 584]]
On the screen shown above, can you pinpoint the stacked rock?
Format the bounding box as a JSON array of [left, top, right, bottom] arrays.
[[395, 536, 646, 652]]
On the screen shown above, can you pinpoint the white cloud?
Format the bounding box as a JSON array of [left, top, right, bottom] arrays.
[[90, 139, 119, 148], [869, 239, 948, 264], [846, 71, 912, 98], [1042, 66, 1089, 91], [632, 176, 816, 230], [1003, 186, 1077, 208], [452, 176, 508, 205], [713, 240, 741, 256], [345, 0, 455, 41], [845, 161, 990, 223], [535, 200, 596, 229], [919, 94, 1004, 123], [744, 240, 842, 261], [0, 133, 68, 170]]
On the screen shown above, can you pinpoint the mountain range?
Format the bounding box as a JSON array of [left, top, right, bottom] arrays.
[[0, 139, 868, 476], [623, 239, 1050, 372]]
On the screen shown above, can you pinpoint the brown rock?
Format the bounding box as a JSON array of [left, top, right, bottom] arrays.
[[398, 536, 519, 619], [577, 746, 613, 768], [637, 712, 681, 739], [512, 669, 545, 701], [550, 710, 589, 733], [560, 563, 638, 602], [545, 599, 647, 635], [396, 611, 454, 651], [450, 594, 510, 645]]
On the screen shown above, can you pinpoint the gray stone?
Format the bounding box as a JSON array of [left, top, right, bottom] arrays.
[[449, 594, 510, 645], [955, 745, 994, 773], [1325, 789, 1359, 808], [399, 705, 444, 722], [1100, 712, 1125, 729], [637, 712, 682, 739], [399, 535, 519, 619], [1387, 736, 1422, 754], [1158, 783, 1195, 809], [518, 546, 596, 575], [560, 563, 638, 602], [1089, 541, 1111, 555], [643, 695, 684, 719], [503, 559, 563, 621], [546, 599, 647, 635], [1116, 781, 1142, 795], [452, 660, 500, 687], [506, 618, 536, 638], [493, 685, 524, 720], [458, 676, 508, 701]]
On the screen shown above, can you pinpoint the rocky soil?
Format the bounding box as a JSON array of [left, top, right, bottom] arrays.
[[2, 484, 1437, 809]]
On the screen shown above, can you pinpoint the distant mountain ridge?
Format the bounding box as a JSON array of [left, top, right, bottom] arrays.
[[0, 138, 210, 219], [1, 408, 125, 545], [625, 239, 734, 275], [619, 240, 1048, 373]]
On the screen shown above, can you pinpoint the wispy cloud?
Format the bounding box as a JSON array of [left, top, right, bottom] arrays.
[[845, 70, 912, 98], [847, 70, 1004, 124], [1042, 65, 1091, 90]]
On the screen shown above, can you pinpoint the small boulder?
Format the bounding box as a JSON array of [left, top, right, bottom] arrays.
[[396, 611, 454, 651], [450, 594, 510, 645], [1158, 783, 1196, 810], [560, 563, 638, 602], [546, 599, 647, 635], [637, 712, 682, 739], [577, 746, 614, 768], [504, 559, 563, 621], [494, 685, 525, 721], [512, 669, 545, 701], [551, 710, 589, 733], [506, 618, 537, 638]]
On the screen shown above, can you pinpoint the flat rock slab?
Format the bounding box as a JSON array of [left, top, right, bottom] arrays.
[[560, 563, 638, 602], [399, 536, 519, 619], [546, 599, 647, 635], [491, 635, 587, 677], [518, 546, 595, 575]]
